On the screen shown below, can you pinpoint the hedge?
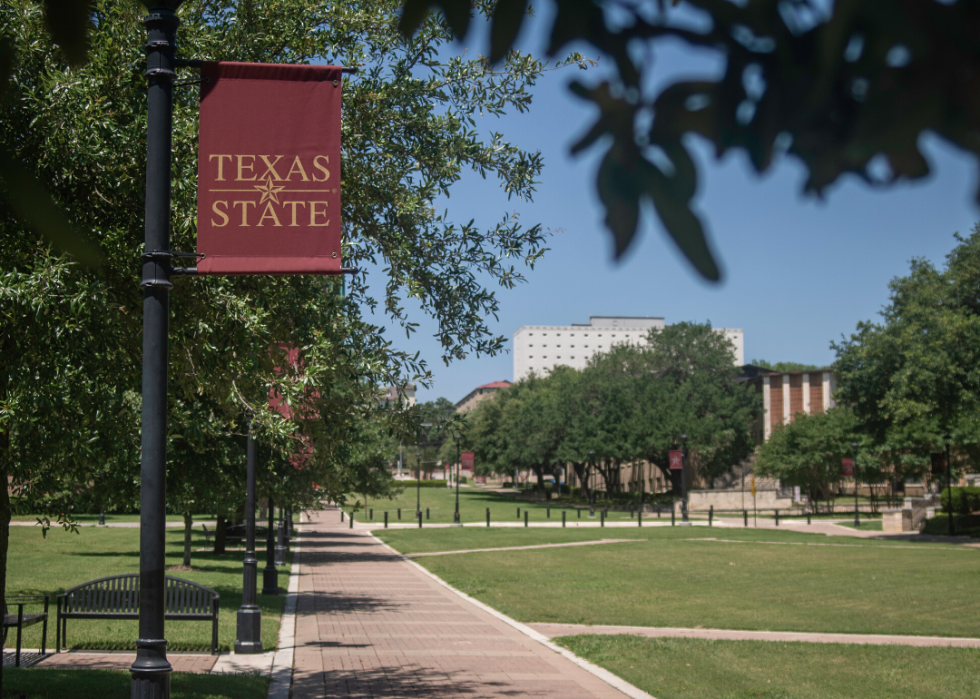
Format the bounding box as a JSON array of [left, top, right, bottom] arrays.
[[940, 486, 980, 515]]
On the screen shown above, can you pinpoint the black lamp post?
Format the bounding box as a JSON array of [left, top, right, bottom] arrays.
[[275, 506, 286, 566], [132, 3, 186, 696], [262, 496, 278, 594], [453, 434, 462, 526], [588, 451, 596, 518], [851, 442, 860, 527], [681, 435, 689, 523], [236, 423, 262, 653], [416, 423, 432, 520], [945, 434, 955, 536]]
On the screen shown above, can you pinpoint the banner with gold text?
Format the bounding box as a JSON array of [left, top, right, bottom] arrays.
[[196, 62, 342, 275]]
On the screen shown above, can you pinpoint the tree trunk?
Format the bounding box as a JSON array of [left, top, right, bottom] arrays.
[[182, 511, 193, 567], [213, 514, 227, 555]]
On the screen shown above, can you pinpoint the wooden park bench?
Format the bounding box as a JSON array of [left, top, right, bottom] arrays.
[[3, 596, 50, 667], [56, 574, 219, 654]]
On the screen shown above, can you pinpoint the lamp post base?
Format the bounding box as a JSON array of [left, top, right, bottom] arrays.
[[235, 607, 263, 654], [261, 567, 279, 595]]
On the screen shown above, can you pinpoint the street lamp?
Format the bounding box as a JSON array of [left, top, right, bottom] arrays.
[[453, 434, 463, 526], [416, 423, 432, 520], [588, 451, 596, 518], [945, 434, 955, 536], [850, 442, 860, 527], [681, 435, 689, 523], [235, 422, 262, 653]]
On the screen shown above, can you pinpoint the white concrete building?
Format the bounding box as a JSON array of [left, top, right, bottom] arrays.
[[512, 316, 745, 381]]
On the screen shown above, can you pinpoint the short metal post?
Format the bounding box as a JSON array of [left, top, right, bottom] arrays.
[[418, 507, 422, 528], [638, 509, 642, 527], [672, 508, 675, 526], [524, 511, 528, 527], [398, 508, 401, 520], [349, 512, 353, 529], [807, 512, 811, 525], [486, 508, 490, 527], [99, 509, 106, 527], [547, 507, 550, 518], [426, 507, 429, 520], [744, 510, 748, 527], [384, 511, 388, 529], [341, 510, 344, 522], [517, 507, 520, 519], [600, 510, 605, 527], [709, 506, 713, 527], [775, 509, 780, 526], [562, 511, 566, 527], [370, 508, 373, 520]]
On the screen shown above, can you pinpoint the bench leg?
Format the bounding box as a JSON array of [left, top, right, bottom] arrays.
[[42, 596, 49, 654], [16, 604, 23, 668]]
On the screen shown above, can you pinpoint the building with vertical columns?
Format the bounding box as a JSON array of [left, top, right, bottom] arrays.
[[742, 368, 837, 444]]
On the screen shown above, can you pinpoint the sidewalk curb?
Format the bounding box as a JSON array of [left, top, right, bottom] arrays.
[[369, 532, 657, 699], [267, 516, 302, 699]]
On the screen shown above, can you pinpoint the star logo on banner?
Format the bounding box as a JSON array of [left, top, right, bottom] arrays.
[[254, 176, 286, 204]]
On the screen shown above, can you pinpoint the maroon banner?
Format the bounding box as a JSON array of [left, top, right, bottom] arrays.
[[461, 452, 475, 471], [197, 62, 343, 275], [669, 450, 683, 470], [841, 458, 853, 478]]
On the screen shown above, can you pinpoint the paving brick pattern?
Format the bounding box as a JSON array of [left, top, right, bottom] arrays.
[[29, 650, 217, 673], [293, 507, 630, 698]]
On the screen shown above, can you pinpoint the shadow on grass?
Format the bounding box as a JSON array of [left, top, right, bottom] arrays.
[[294, 662, 526, 697]]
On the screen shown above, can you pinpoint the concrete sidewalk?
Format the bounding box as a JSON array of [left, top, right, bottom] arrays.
[[291, 507, 640, 699], [529, 623, 980, 648]]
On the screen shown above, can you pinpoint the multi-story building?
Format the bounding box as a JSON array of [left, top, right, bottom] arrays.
[[455, 380, 511, 413], [741, 368, 837, 444], [512, 315, 745, 381], [379, 383, 416, 408]]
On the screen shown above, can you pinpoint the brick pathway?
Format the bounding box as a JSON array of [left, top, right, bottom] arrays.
[[292, 507, 633, 698]]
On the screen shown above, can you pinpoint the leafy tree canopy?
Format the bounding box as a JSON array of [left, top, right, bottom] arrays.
[[750, 359, 822, 372]]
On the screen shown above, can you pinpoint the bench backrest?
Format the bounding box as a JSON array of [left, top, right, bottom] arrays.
[[60, 574, 218, 617]]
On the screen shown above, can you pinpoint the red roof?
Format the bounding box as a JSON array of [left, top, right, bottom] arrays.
[[478, 381, 511, 390]]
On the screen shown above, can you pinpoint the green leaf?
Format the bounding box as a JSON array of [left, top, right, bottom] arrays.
[[399, 0, 471, 38], [0, 147, 102, 267], [596, 146, 641, 259], [645, 166, 720, 282]]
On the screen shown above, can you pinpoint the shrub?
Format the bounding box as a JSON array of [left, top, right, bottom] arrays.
[[922, 513, 980, 538], [939, 486, 980, 515]]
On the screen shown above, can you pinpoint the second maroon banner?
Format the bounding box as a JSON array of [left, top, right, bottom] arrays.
[[196, 62, 343, 275]]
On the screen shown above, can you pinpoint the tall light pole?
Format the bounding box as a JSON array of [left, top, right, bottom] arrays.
[[587, 451, 596, 517], [945, 433, 955, 536], [235, 423, 262, 653], [681, 435, 689, 523], [850, 442, 860, 527], [453, 434, 462, 526]]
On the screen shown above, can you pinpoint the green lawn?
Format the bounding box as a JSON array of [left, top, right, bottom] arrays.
[[11, 513, 213, 524], [355, 486, 664, 525], [7, 525, 289, 652], [556, 635, 980, 699], [3, 669, 268, 699], [376, 527, 980, 637], [839, 520, 884, 531]]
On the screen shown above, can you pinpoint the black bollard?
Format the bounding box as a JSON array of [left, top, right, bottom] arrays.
[[426, 508, 429, 520], [709, 506, 713, 527], [562, 511, 566, 527], [384, 511, 388, 529], [775, 509, 780, 526], [398, 508, 401, 520], [486, 508, 490, 527], [578, 509, 581, 519], [638, 508, 642, 527], [369, 508, 373, 520], [349, 512, 353, 529], [600, 510, 605, 527], [418, 508, 422, 528], [807, 512, 811, 525], [672, 508, 675, 526], [340, 511, 344, 522], [524, 511, 528, 527], [743, 510, 748, 527], [517, 507, 521, 519], [547, 507, 550, 518]]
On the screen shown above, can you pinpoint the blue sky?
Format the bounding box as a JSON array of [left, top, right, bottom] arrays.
[[360, 5, 980, 405]]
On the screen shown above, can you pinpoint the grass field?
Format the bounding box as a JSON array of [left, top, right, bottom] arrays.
[[839, 520, 884, 531], [10, 513, 213, 524], [3, 668, 268, 699], [376, 526, 980, 637], [556, 635, 980, 699], [354, 486, 650, 525], [7, 525, 289, 652]]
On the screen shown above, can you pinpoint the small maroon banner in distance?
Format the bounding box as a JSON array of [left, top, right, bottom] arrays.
[[196, 62, 343, 275], [931, 452, 946, 475], [669, 450, 683, 470], [841, 458, 854, 478], [461, 452, 475, 471]]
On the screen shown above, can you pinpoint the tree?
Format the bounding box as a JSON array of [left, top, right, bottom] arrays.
[[833, 226, 980, 479], [750, 360, 821, 372], [0, 1, 570, 682], [399, 0, 980, 282]]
